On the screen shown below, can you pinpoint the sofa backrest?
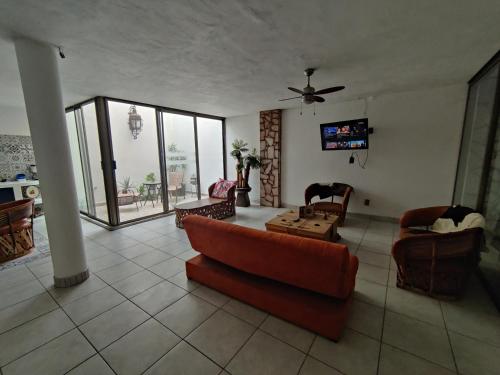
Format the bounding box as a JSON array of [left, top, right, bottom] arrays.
[[183, 215, 358, 299]]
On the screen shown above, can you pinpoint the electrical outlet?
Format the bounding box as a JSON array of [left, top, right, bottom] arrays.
[[364, 199, 370, 206]]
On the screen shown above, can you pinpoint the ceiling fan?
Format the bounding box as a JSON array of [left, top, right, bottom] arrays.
[[280, 68, 345, 104]]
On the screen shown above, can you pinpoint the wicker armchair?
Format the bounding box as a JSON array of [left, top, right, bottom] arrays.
[[392, 206, 483, 299], [0, 199, 35, 263], [208, 182, 236, 218], [305, 183, 353, 226]]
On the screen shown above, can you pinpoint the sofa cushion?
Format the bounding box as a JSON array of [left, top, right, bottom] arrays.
[[183, 215, 358, 299]]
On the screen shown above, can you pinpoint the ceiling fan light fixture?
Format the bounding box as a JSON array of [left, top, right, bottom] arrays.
[[279, 68, 345, 104]]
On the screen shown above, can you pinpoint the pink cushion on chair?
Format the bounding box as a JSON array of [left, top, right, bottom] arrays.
[[211, 179, 236, 199]]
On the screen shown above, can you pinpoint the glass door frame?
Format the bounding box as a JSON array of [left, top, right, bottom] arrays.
[[453, 50, 500, 211], [66, 96, 226, 228]]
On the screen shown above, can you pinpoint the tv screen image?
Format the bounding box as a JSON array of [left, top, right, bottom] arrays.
[[320, 118, 369, 151]]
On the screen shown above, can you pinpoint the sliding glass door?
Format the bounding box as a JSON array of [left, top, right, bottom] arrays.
[[162, 113, 198, 209], [66, 96, 225, 227], [197, 117, 225, 196], [108, 101, 163, 222], [66, 110, 88, 213]]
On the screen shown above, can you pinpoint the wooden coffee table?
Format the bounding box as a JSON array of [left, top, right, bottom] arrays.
[[265, 210, 339, 242]]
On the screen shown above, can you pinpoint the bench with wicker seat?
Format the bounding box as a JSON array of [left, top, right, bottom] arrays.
[[174, 182, 236, 228]]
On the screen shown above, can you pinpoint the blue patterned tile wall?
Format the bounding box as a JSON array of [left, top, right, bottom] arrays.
[[0, 135, 36, 180]]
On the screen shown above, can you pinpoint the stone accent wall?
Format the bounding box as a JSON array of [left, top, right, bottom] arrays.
[[260, 109, 281, 207]]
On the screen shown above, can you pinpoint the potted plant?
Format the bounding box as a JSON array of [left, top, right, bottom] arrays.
[[119, 176, 133, 194], [231, 139, 261, 206]]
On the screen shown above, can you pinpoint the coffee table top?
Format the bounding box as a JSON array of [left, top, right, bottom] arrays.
[[266, 210, 338, 237], [174, 197, 225, 210]]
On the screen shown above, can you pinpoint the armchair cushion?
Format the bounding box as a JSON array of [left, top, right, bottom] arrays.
[[211, 179, 236, 199]]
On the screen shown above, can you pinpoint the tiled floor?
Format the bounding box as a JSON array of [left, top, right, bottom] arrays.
[[0, 206, 499, 374]]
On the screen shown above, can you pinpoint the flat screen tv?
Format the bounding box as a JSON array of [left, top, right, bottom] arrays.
[[320, 118, 369, 151]]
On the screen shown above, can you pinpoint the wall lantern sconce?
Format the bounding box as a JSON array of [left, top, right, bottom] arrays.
[[128, 105, 143, 139]]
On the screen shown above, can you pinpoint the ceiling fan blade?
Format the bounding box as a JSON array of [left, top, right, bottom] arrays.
[[313, 96, 325, 103], [288, 87, 304, 94], [314, 86, 345, 95], [279, 96, 302, 101]]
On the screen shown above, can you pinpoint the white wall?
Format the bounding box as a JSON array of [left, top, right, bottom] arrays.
[[226, 84, 467, 218], [225, 113, 260, 202], [0, 105, 30, 135]]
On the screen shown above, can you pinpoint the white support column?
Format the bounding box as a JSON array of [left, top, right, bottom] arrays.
[[15, 38, 88, 287]]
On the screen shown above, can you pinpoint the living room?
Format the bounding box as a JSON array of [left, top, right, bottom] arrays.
[[0, 1, 499, 374]]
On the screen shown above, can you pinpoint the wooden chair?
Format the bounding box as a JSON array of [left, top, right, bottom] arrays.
[[392, 206, 483, 299], [168, 171, 185, 203], [0, 199, 35, 263], [305, 183, 353, 226]]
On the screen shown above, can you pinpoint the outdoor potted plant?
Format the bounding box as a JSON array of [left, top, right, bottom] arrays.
[[119, 176, 133, 194], [231, 139, 261, 207]]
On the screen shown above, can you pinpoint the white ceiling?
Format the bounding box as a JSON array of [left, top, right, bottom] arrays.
[[0, 0, 499, 117]]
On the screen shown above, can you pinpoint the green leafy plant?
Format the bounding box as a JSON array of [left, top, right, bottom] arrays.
[[145, 172, 156, 182], [166, 143, 188, 172], [244, 148, 261, 186], [118, 176, 133, 194], [231, 139, 260, 188], [137, 183, 145, 199]]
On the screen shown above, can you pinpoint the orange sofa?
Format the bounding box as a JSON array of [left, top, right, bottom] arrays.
[[183, 215, 359, 341]]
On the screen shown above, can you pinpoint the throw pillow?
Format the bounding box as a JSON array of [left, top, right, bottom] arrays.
[[440, 205, 476, 226], [212, 179, 236, 199]]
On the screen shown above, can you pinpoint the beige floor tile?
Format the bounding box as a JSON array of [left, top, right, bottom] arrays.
[[87, 253, 127, 273], [0, 308, 74, 366], [0, 279, 45, 310], [144, 340, 221, 375], [176, 249, 200, 261], [357, 262, 389, 285], [299, 357, 342, 375], [347, 299, 384, 339], [131, 250, 171, 268], [95, 260, 143, 284], [145, 235, 181, 250], [354, 278, 387, 307], [310, 329, 380, 375], [359, 239, 392, 254], [442, 302, 500, 346], [131, 280, 187, 315], [47, 274, 107, 305], [167, 270, 200, 292], [379, 344, 455, 375], [191, 285, 231, 307], [0, 266, 36, 290], [67, 354, 115, 375], [112, 269, 163, 298], [101, 319, 179, 375], [26, 260, 53, 278], [148, 257, 185, 279], [155, 294, 217, 337], [0, 292, 58, 334], [386, 286, 444, 327], [80, 301, 149, 350], [117, 243, 160, 260], [356, 248, 391, 269], [260, 315, 315, 352], [382, 311, 454, 370], [2, 329, 95, 375], [227, 330, 305, 375], [186, 310, 254, 366], [62, 286, 126, 325], [450, 331, 500, 375], [223, 299, 268, 327]]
